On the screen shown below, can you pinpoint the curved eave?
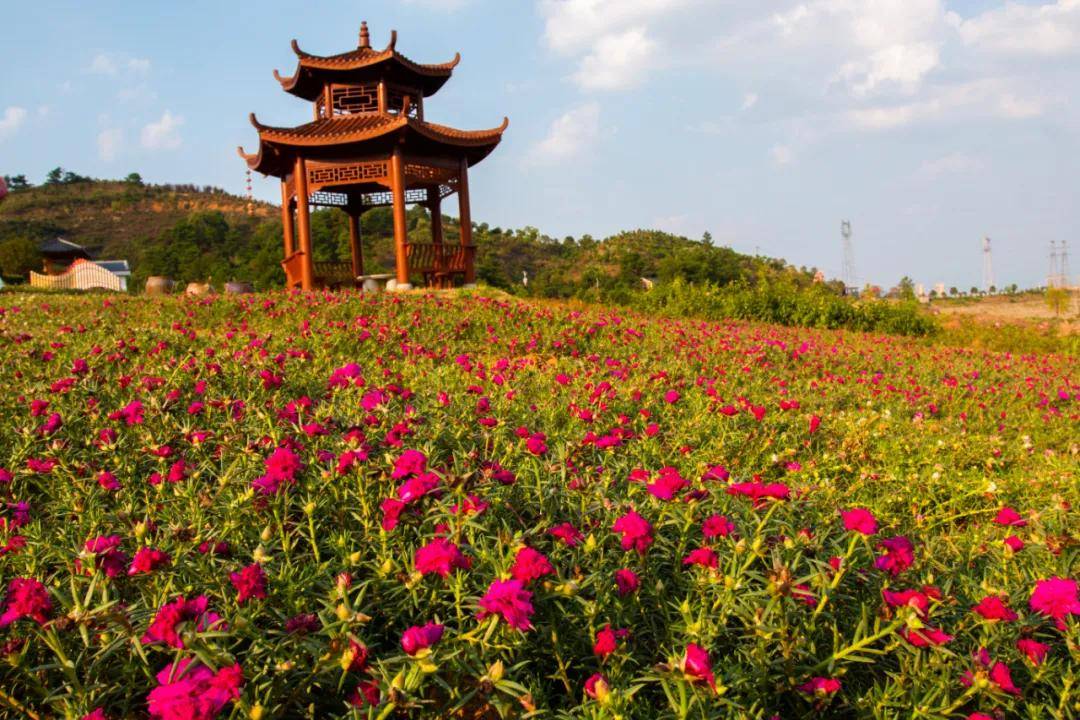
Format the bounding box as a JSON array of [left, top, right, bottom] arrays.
[[275, 42, 459, 99], [239, 115, 508, 177]]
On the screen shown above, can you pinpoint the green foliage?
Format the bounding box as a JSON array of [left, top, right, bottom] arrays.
[[0, 236, 41, 279]]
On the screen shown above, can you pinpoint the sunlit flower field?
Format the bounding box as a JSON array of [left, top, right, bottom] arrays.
[[0, 291, 1076, 719]]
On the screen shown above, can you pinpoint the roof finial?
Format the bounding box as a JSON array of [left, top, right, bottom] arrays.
[[359, 21, 370, 49]]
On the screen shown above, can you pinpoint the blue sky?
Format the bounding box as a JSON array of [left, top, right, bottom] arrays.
[[2, 0, 1078, 290]]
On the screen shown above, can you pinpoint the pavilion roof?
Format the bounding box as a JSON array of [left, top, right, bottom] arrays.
[[275, 25, 460, 100], [238, 113, 508, 178]]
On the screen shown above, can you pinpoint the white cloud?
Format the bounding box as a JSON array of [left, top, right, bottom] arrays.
[[529, 102, 600, 164], [953, 0, 1080, 56], [847, 78, 1051, 130], [770, 144, 794, 165], [917, 152, 983, 178], [572, 27, 656, 91], [97, 128, 124, 162], [741, 92, 759, 111], [0, 106, 28, 140], [87, 52, 151, 76], [141, 111, 183, 150]]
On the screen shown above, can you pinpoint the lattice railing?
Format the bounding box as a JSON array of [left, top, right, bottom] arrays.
[[308, 160, 388, 188], [313, 261, 355, 285], [406, 244, 475, 275]]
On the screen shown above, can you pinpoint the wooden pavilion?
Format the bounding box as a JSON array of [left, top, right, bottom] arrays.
[[239, 22, 507, 291]]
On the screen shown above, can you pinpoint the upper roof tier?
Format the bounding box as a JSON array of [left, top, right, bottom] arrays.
[[275, 22, 460, 100], [238, 113, 509, 178]]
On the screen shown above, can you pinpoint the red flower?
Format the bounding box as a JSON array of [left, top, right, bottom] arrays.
[[142, 596, 223, 648], [348, 679, 381, 708], [992, 506, 1026, 527], [874, 536, 914, 576], [883, 586, 940, 617], [477, 579, 534, 631], [0, 577, 52, 627], [82, 535, 128, 578], [726, 481, 790, 506], [613, 510, 654, 554], [1030, 577, 1080, 630], [129, 547, 171, 575], [584, 673, 610, 700], [525, 433, 548, 456], [229, 564, 267, 604], [808, 414, 821, 434], [645, 468, 688, 500], [1016, 637, 1049, 665], [899, 625, 953, 647], [682, 547, 718, 569], [392, 449, 427, 479], [840, 507, 878, 536], [548, 522, 583, 546], [593, 624, 629, 657], [1004, 535, 1024, 552], [681, 643, 715, 689], [401, 621, 445, 655], [614, 568, 640, 596], [798, 677, 840, 696], [702, 514, 735, 538], [972, 595, 1018, 622], [511, 546, 554, 584], [147, 658, 242, 720], [414, 538, 470, 577]]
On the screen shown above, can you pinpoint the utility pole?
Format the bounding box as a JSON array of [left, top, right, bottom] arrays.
[[982, 237, 994, 293], [841, 220, 857, 294]]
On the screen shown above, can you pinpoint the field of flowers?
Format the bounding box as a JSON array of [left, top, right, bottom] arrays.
[[0, 290, 1076, 720]]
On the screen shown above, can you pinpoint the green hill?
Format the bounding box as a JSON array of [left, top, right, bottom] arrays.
[[0, 173, 827, 297]]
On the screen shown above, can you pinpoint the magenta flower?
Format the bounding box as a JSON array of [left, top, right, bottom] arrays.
[[401, 621, 445, 655], [348, 679, 381, 708], [129, 547, 171, 575], [899, 625, 953, 647], [147, 658, 242, 720], [142, 596, 223, 648], [645, 468, 687, 501], [0, 577, 52, 627], [593, 624, 628, 658], [1030, 577, 1080, 629], [414, 538, 470, 577], [584, 673, 609, 700], [972, 595, 1018, 622], [613, 510, 654, 554], [702, 514, 735, 538], [726, 481, 790, 505], [477, 578, 534, 631], [525, 433, 548, 456], [82, 535, 128, 578], [548, 522, 583, 546], [682, 547, 718, 569], [840, 507, 878, 536], [392, 449, 427, 479], [510, 546, 554, 584], [1016, 637, 1049, 665], [993, 506, 1027, 527], [798, 677, 841, 696], [229, 564, 268, 604], [614, 568, 640, 596], [681, 643, 715, 689], [874, 536, 914, 576]]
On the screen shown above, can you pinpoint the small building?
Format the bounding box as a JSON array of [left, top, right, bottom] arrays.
[[40, 238, 92, 275], [239, 21, 507, 291], [31, 239, 132, 291]]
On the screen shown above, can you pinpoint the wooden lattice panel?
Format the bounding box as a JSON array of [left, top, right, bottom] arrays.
[[404, 164, 455, 185], [308, 191, 349, 207], [387, 85, 420, 118], [308, 161, 388, 188], [332, 84, 379, 115]]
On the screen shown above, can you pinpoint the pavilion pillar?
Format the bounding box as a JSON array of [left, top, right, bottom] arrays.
[[279, 181, 295, 259], [457, 158, 476, 286], [348, 210, 363, 279], [389, 147, 412, 290], [294, 156, 314, 291]]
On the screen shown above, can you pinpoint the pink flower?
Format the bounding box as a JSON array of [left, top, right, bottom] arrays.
[[645, 468, 688, 501], [348, 679, 381, 708], [798, 677, 841, 696], [109, 400, 144, 426], [874, 536, 914, 576], [0, 577, 52, 627], [1030, 577, 1080, 629], [613, 511, 654, 554], [147, 658, 242, 720], [401, 622, 445, 655], [584, 673, 610, 700], [548, 522, 583, 546], [683, 547, 718, 569], [142, 596, 223, 648], [899, 625, 953, 647], [397, 472, 440, 504], [414, 538, 470, 577], [1004, 535, 1024, 552], [82, 710, 107, 720], [1016, 637, 1049, 665], [961, 648, 1021, 696], [229, 564, 267, 604], [726, 481, 790, 506], [614, 568, 640, 596], [511, 546, 554, 584], [681, 643, 715, 688], [380, 498, 406, 531], [702, 514, 735, 538], [663, 390, 680, 404], [993, 506, 1026, 527], [701, 465, 729, 482], [392, 449, 427, 479], [477, 579, 534, 631], [96, 470, 121, 491], [809, 415, 821, 434], [525, 433, 548, 456], [840, 507, 878, 536], [82, 535, 128, 578], [593, 624, 628, 658], [129, 547, 171, 575], [883, 586, 940, 618], [972, 595, 1018, 622], [252, 446, 303, 495]]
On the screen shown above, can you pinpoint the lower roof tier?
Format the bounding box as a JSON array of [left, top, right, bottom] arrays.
[[239, 113, 507, 178]]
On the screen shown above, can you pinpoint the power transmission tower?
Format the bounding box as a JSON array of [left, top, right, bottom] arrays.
[[982, 237, 994, 293], [1048, 241, 1060, 288], [840, 220, 857, 293], [1061, 241, 1071, 289]]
